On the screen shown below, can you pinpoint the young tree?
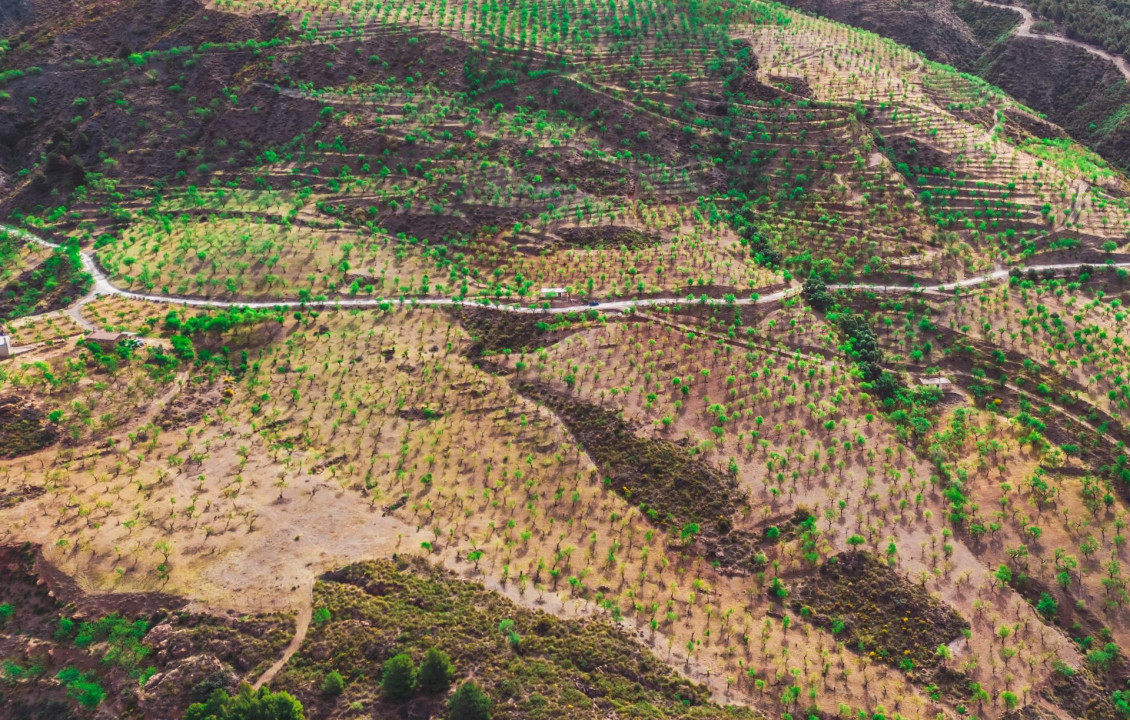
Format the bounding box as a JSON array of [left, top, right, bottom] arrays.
[[1036, 592, 1058, 620], [448, 681, 492, 720], [184, 685, 304, 720], [418, 647, 454, 693], [381, 653, 417, 701], [321, 670, 345, 697]]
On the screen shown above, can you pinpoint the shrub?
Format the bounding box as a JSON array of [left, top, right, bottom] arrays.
[[1036, 592, 1058, 619], [56, 667, 106, 708], [418, 648, 454, 693], [1113, 689, 1130, 717], [381, 653, 417, 701], [321, 670, 344, 696], [0, 602, 13, 625], [184, 685, 304, 720], [448, 681, 491, 720], [1086, 642, 1119, 671]]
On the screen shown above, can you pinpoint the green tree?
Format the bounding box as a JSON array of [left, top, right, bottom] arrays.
[[56, 667, 105, 709], [448, 681, 492, 720], [418, 647, 454, 693], [994, 564, 1012, 586], [1112, 689, 1130, 717], [381, 653, 417, 701], [680, 523, 700, 544], [321, 670, 344, 697], [1036, 592, 1058, 620], [184, 685, 304, 720]]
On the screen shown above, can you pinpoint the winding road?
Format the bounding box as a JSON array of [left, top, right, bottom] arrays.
[[3, 223, 1128, 687], [251, 591, 312, 690], [965, 0, 1130, 81], [5, 224, 1130, 323]]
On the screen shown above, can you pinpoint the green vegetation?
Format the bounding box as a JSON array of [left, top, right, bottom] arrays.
[[380, 653, 418, 701], [450, 681, 493, 720], [0, 238, 92, 321], [1016, 0, 1130, 55], [274, 558, 747, 718], [418, 647, 455, 693], [55, 667, 105, 708], [4, 1, 1130, 720], [184, 685, 305, 720]]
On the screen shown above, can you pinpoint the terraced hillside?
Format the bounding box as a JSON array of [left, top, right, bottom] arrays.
[[773, 0, 1130, 172], [2, 0, 1130, 718]]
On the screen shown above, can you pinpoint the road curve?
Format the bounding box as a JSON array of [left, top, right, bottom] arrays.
[[251, 591, 312, 691], [2, 224, 801, 315], [4, 224, 1130, 321], [964, 0, 1130, 81]]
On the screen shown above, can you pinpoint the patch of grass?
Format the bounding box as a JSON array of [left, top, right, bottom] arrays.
[[793, 552, 968, 695], [275, 556, 758, 720], [516, 382, 759, 570]]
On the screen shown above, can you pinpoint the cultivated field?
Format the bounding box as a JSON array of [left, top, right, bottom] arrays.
[[2, 0, 1130, 718]]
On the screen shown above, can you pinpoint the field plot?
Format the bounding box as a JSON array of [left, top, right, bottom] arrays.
[[2, 0, 1130, 718]]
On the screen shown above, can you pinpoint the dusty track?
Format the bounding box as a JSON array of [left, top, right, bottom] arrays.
[[5, 224, 1130, 322], [251, 588, 312, 690], [965, 0, 1130, 81]]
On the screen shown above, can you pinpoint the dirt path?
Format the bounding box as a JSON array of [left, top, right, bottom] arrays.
[[965, 0, 1130, 81], [6, 223, 1130, 322], [953, 369, 1121, 448], [251, 586, 312, 690]]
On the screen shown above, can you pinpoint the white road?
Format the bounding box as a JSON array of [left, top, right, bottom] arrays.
[[965, 0, 1130, 81], [4, 224, 1129, 323]]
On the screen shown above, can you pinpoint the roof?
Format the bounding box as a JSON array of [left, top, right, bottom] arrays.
[[88, 331, 124, 342], [919, 377, 952, 386]]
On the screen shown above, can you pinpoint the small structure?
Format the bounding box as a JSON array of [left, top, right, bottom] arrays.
[[85, 330, 125, 349], [540, 287, 567, 297], [0, 334, 11, 358], [918, 377, 952, 387]]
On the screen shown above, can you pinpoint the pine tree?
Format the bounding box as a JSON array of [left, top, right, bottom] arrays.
[[448, 682, 491, 720], [417, 648, 454, 693], [381, 653, 417, 701]]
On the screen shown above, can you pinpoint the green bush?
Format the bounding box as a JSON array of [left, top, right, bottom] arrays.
[[448, 681, 491, 720], [1036, 592, 1058, 619], [321, 670, 344, 696], [418, 648, 454, 693], [184, 685, 304, 720], [56, 667, 105, 708], [0, 602, 13, 625], [1113, 689, 1130, 717], [381, 653, 417, 701]]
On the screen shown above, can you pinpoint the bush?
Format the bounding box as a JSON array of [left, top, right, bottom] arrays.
[[418, 648, 454, 693], [321, 670, 344, 696], [184, 684, 304, 720], [1113, 689, 1130, 717], [1036, 592, 1058, 619], [0, 602, 13, 625], [802, 274, 834, 311], [381, 653, 417, 701], [56, 667, 105, 708], [448, 681, 491, 720]]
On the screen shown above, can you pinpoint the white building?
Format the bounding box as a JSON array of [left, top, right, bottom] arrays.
[[918, 377, 952, 387]]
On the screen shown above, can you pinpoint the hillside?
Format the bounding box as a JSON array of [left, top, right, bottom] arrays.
[[774, 0, 1130, 172], [2, 0, 1130, 719]]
